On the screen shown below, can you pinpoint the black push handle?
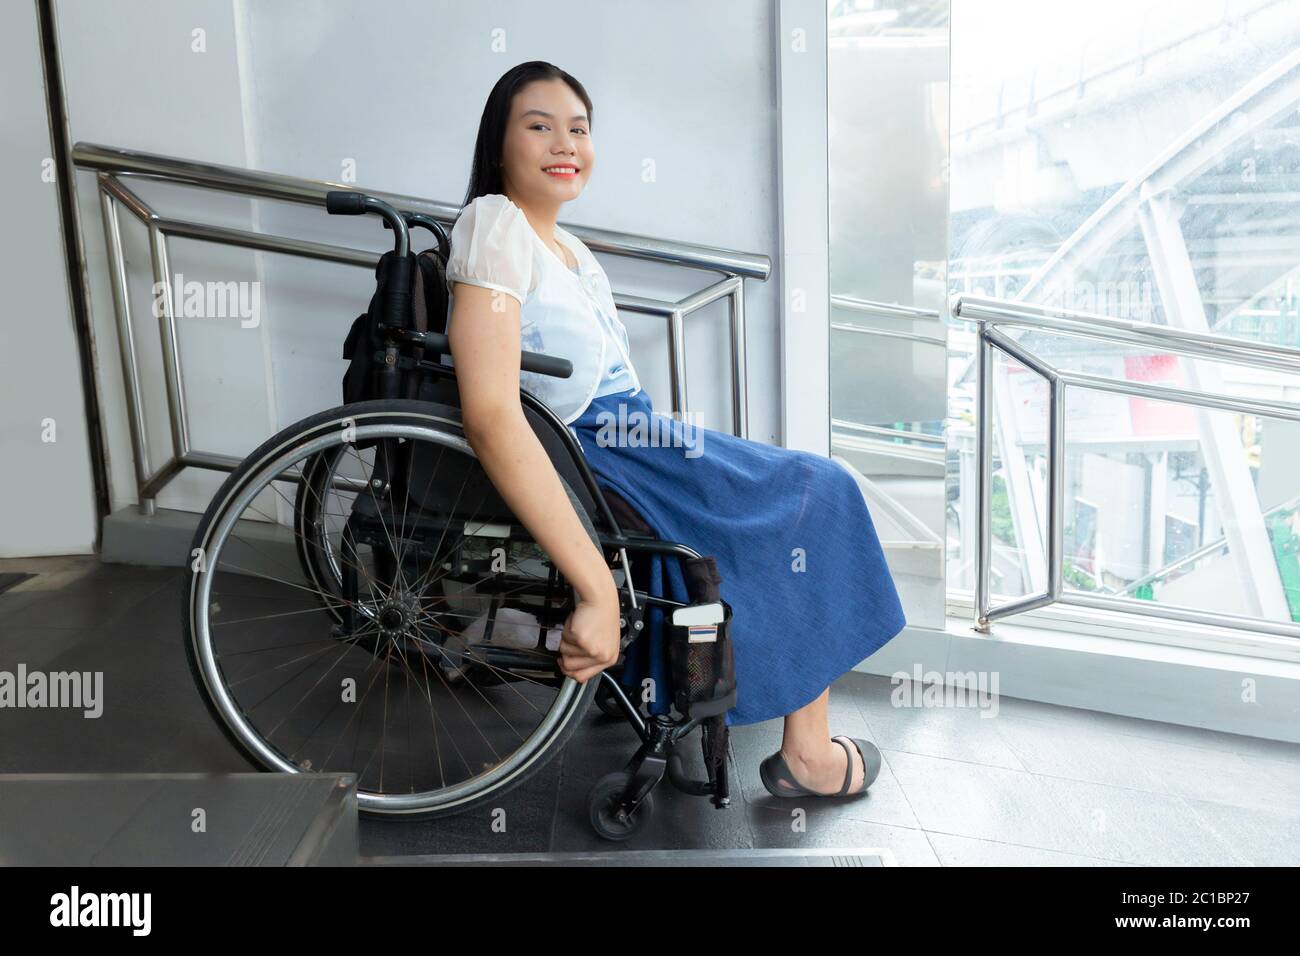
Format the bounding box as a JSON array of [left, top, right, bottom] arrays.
[[325, 190, 367, 215], [324, 190, 411, 258], [403, 212, 451, 260], [381, 211, 451, 260]]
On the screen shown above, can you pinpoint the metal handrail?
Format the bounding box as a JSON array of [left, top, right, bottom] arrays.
[[830, 323, 947, 348], [831, 419, 946, 445], [1119, 490, 1300, 597], [831, 295, 939, 322], [72, 143, 771, 514], [74, 143, 772, 279], [953, 293, 1300, 377], [954, 292, 1300, 640]]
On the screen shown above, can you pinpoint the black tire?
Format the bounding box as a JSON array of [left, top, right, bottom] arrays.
[[587, 771, 655, 841], [182, 398, 605, 819]]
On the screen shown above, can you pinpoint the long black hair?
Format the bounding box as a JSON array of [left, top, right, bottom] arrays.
[[460, 61, 594, 209]]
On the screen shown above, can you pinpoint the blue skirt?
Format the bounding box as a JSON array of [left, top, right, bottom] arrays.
[[568, 387, 907, 727]]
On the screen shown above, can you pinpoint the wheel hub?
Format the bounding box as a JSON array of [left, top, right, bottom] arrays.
[[375, 593, 421, 638]]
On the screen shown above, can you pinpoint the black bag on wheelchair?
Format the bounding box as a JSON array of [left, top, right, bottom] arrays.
[[341, 246, 450, 407], [330, 189, 567, 424], [665, 555, 737, 784], [667, 555, 738, 720]]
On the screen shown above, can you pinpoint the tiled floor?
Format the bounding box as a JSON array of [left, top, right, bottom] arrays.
[[2, 554, 1297, 865]]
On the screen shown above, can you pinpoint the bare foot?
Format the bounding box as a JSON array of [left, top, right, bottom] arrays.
[[778, 736, 867, 795]]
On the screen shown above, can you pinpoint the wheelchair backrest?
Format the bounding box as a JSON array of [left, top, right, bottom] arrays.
[[341, 245, 452, 407]]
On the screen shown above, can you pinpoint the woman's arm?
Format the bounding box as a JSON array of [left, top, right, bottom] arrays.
[[447, 282, 620, 682]]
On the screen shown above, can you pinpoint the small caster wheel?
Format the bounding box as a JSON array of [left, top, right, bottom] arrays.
[[588, 771, 654, 841]]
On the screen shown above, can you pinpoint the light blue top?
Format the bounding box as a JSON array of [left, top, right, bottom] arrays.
[[570, 263, 639, 398], [444, 193, 642, 425]]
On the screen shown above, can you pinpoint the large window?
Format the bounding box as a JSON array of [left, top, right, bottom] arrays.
[[828, 0, 950, 630], [948, 0, 1300, 630]]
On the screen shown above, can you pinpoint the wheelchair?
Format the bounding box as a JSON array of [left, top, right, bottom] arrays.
[[181, 191, 737, 841]]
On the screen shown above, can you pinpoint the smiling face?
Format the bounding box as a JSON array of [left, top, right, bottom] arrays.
[[500, 77, 594, 209]]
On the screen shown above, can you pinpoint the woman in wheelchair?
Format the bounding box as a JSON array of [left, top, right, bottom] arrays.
[[446, 63, 908, 801], [183, 60, 906, 840]]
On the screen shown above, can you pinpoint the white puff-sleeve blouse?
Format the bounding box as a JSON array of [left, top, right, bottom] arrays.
[[445, 193, 641, 426], [444, 193, 536, 305]]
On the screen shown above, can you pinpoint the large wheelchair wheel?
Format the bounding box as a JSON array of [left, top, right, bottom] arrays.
[[183, 398, 603, 819]]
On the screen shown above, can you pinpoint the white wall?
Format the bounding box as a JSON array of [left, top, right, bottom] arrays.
[[58, 0, 272, 517], [0, 0, 98, 556], [55, 0, 794, 522]]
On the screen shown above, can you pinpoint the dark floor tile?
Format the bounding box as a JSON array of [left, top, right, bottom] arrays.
[[356, 743, 567, 857], [29, 623, 213, 726], [0, 625, 97, 670], [144, 714, 259, 774], [0, 562, 178, 631], [0, 704, 175, 773]]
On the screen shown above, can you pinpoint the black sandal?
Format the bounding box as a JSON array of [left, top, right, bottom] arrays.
[[759, 736, 881, 798]]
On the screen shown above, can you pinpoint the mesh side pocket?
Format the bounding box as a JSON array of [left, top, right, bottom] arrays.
[[668, 556, 737, 720]]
